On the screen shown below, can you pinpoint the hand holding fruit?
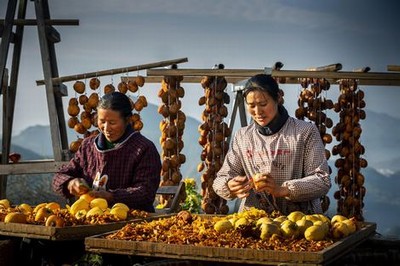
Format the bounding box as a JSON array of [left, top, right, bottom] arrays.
[[67, 178, 90, 196], [252, 173, 289, 198], [227, 175, 252, 199]]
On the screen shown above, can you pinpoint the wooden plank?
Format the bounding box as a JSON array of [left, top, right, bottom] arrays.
[[0, 221, 130, 241], [35, 0, 64, 161], [36, 57, 189, 85], [0, 160, 67, 175]]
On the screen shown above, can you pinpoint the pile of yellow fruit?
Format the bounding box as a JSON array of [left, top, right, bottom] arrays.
[[0, 195, 142, 227], [213, 208, 359, 241]]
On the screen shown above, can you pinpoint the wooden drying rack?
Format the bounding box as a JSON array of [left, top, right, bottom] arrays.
[[1, 63, 399, 176]]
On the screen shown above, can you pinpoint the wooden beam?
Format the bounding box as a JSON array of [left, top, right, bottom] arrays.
[[123, 75, 400, 86], [0, 19, 79, 26], [0, 160, 67, 175], [145, 69, 400, 86], [306, 63, 342, 72], [388, 65, 400, 72], [121, 76, 248, 84], [36, 57, 189, 86]]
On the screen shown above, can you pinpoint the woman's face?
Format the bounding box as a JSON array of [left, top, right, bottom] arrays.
[[245, 90, 279, 127], [97, 108, 129, 142]]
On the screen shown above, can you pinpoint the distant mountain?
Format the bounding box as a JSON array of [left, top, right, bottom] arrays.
[[362, 110, 400, 173], [0, 142, 44, 161]]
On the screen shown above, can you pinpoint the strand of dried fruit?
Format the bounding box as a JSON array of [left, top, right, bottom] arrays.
[[198, 64, 231, 214], [157, 73, 187, 208], [295, 78, 334, 212], [67, 75, 147, 153], [332, 79, 366, 221]]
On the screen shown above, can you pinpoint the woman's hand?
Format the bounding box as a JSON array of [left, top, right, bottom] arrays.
[[227, 176, 252, 199], [67, 178, 90, 196], [254, 175, 289, 198]]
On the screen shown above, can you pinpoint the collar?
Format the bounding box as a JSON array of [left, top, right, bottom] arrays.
[[96, 126, 134, 150], [255, 105, 289, 136]]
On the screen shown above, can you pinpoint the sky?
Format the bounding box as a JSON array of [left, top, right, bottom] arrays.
[[1, 0, 400, 135]]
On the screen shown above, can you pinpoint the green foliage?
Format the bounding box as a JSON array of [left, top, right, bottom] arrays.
[[181, 178, 202, 213], [73, 253, 103, 266]]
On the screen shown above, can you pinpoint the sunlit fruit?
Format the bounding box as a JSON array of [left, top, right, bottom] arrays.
[[90, 198, 108, 210], [0, 199, 11, 209], [34, 207, 53, 222], [4, 212, 27, 224], [110, 206, 128, 220]]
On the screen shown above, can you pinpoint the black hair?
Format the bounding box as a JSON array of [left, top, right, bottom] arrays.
[[97, 92, 132, 119], [243, 74, 280, 102]]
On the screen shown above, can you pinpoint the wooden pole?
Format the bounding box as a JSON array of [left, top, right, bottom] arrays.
[[306, 63, 342, 72], [0, 19, 79, 26], [388, 65, 400, 72], [35, 57, 188, 85], [146, 68, 400, 86]]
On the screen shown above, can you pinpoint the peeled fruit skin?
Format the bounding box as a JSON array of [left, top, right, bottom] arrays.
[[90, 198, 108, 210], [304, 225, 327, 241], [4, 212, 27, 224], [214, 220, 234, 233], [110, 207, 128, 220]]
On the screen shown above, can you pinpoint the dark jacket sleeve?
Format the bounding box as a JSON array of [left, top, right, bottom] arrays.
[[109, 140, 161, 211]]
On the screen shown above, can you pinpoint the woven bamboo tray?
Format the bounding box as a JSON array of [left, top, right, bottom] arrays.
[[85, 222, 376, 265]]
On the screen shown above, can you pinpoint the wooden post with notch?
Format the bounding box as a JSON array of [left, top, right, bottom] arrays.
[[0, 0, 79, 198]]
